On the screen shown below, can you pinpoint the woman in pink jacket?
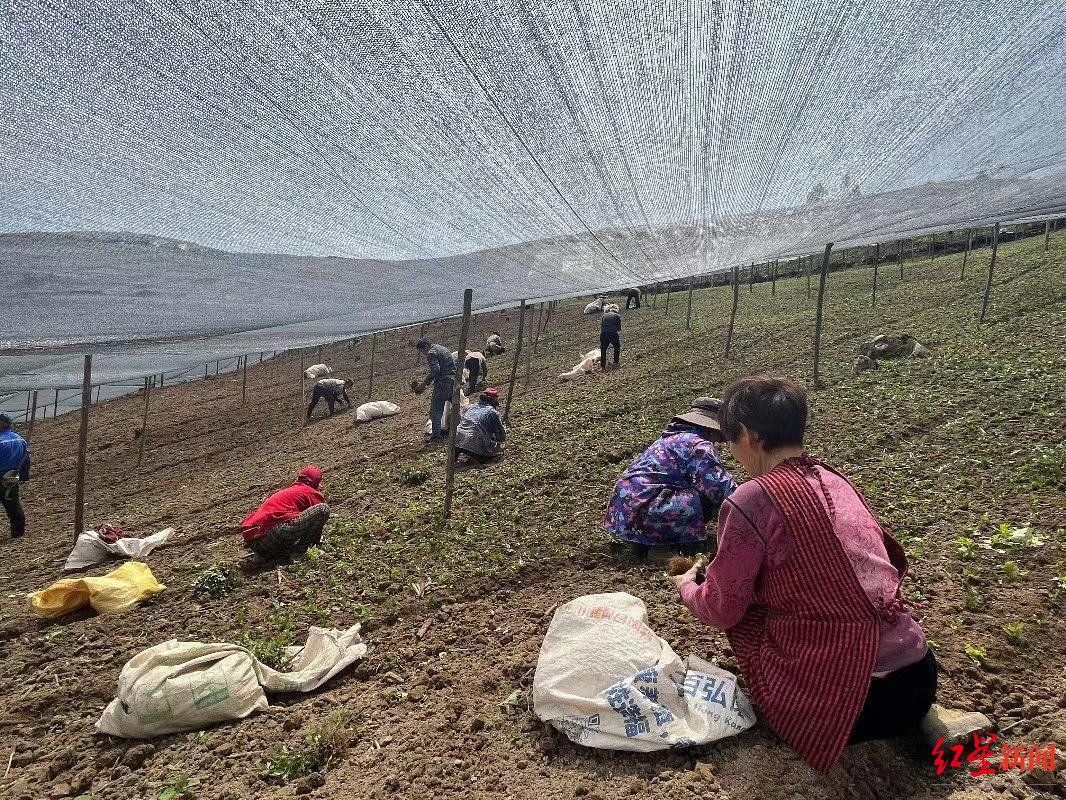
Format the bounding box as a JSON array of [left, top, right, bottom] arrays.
[[670, 375, 934, 772]]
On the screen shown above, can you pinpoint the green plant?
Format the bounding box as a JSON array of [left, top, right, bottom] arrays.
[[955, 536, 976, 560], [1015, 445, 1066, 491], [1001, 560, 1024, 582], [1003, 622, 1026, 647], [238, 625, 295, 671], [963, 584, 984, 612], [404, 468, 430, 486], [263, 712, 355, 782], [158, 774, 200, 800], [964, 643, 988, 667], [191, 562, 236, 600]]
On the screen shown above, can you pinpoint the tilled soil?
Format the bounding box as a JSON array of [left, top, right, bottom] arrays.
[[1, 233, 1064, 800]]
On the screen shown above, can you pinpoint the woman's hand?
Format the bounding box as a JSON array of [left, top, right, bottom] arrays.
[[669, 564, 700, 592]]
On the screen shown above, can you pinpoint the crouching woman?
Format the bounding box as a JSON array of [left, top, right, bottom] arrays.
[[670, 375, 934, 772], [242, 465, 330, 558]]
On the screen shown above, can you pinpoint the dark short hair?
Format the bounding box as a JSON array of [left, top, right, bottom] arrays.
[[415, 338, 431, 350], [719, 374, 807, 450]]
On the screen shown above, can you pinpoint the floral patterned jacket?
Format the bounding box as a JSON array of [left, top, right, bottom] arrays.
[[603, 423, 736, 545]]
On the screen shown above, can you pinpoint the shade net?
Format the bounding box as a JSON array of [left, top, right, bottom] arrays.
[[1, 0, 1065, 389]]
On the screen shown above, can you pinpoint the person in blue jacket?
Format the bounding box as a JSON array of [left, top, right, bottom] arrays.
[[0, 413, 31, 539]]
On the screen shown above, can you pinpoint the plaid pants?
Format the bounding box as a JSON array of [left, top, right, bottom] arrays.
[[248, 503, 330, 557]]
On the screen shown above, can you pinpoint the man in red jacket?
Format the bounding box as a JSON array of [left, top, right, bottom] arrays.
[[242, 465, 330, 558]]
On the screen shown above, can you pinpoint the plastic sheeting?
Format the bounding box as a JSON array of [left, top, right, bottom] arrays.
[[1, 0, 1065, 387]]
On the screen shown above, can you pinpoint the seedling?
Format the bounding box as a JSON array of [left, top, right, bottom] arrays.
[[963, 585, 984, 612], [1003, 623, 1026, 647], [1001, 560, 1024, 582], [191, 562, 236, 600], [964, 643, 988, 667], [158, 773, 199, 800], [955, 536, 976, 560]]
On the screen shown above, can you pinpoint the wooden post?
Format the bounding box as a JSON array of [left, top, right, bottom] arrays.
[[94, 384, 101, 404], [961, 229, 972, 279], [542, 300, 553, 334], [204, 364, 209, 379], [53, 388, 59, 419], [898, 240, 904, 279], [771, 260, 777, 295], [532, 303, 545, 355], [444, 289, 473, 519], [980, 223, 1000, 325], [138, 377, 151, 466], [724, 265, 740, 358], [24, 391, 31, 420], [503, 300, 526, 423], [749, 263, 754, 292], [664, 285, 671, 314], [813, 243, 834, 386], [806, 256, 812, 297], [871, 257, 879, 307], [685, 279, 694, 329], [367, 333, 377, 399], [651, 284, 657, 309], [159, 373, 165, 387], [1045, 220, 1051, 252], [73, 354, 92, 538], [26, 391, 38, 443], [241, 354, 248, 403]]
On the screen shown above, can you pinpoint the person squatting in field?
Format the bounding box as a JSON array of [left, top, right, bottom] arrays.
[[241, 465, 330, 559], [0, 413, 30, 539], [599, 304, 622, 370], [454, 387, 507, 463], [669, 374, 934, 773], [306, 377, 353, 419], [603, 397, 735, 559], [625, 287, 642, 309], [485, 332, 506, 356], [413, 338, 456, 442]]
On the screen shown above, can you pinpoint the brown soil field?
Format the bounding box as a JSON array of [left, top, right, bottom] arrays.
[[1, 231, 1063, 800]]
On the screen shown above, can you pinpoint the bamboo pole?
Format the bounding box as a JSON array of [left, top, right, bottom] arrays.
[[806, 256, 812, 297], [980, 223, 1000, 325], [241, 354, 248, 403], [503, 300, 526, 423], [137, 377, 151, 466], [73, 354, 92, 539], [26, 391, 38, 443], [813, 243, 834, 386], [53, 389, 59, 419], [724, 265, 740, 359], [685, 279, 694, 329], [444, 289, 473, 519], [367, 332, 377, 399], [961, 229, 972, 279]]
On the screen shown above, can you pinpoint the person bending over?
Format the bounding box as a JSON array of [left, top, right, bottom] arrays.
[[604, 397, 735, 559], [307, 377, 353, 419], [599, 306, 621, 370], [486, 332, 506, 356], [0, 414, 30, 539], [413, 338, 457, 442], [669, 374, 934, 772], [242, 465, 330, 559]]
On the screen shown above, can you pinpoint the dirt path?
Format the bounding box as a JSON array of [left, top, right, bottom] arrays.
[[1, 234, 1064, 800]]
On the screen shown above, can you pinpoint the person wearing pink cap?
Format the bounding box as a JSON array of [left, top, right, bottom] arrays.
[[241, 465, 330, 558], [455, 388, 506, 463]]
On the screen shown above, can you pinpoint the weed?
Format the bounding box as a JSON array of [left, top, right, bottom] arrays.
[[191, 562, 236, 601], [1003, 622, 1026, 647], [263, 712, 355, 782], [239, 623, 295, 671], [955, 536, 976, 560], [964, 643, 988, 667], [1015, 444, 1066, 491], [158, 773, 200, 800], [404, 468, 430, 486]]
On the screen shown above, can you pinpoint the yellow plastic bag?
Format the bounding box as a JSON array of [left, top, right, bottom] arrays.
[[28, 561, 164, 618]]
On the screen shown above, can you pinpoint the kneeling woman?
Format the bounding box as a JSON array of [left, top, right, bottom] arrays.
[[604, 397, 736, 557], [670, 375, 934, 772]]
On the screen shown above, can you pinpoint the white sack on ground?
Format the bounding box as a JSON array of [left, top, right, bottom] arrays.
[[63, 527, 175, 572], [304, 363, 333, 380], [583, 299, 606, 315], [533, 593, 755, 751], [559, 349, 600, 381], [96, 625, 366, 738], [355, 400, 399, 422]]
